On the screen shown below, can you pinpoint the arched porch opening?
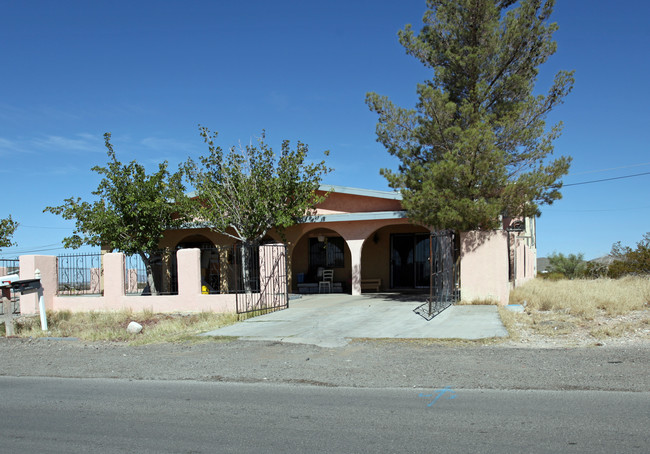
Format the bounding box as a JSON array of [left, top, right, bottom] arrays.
[[290, 227, 352, 294], [361, 224, 430, 292]]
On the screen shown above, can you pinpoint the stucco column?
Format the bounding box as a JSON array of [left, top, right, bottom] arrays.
[[19, 255, 57, 315], [177, 248, 201, 297], [103, 252, 125, 299], [346, 239, 364, 295]]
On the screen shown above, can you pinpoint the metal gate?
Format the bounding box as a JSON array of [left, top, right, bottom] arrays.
[[414, 230, 459, 320], [235, 243, 289, 315]]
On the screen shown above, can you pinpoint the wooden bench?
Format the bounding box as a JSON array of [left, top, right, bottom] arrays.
[[360, 278, 381, 292]]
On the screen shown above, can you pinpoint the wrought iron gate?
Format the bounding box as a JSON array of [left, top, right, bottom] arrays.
[[235, 243, 289, 315], [414, 230, 459, 320]]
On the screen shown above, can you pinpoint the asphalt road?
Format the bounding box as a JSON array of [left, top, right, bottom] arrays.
[[1, 337, 648, 392], [1, 376, 647, 454]]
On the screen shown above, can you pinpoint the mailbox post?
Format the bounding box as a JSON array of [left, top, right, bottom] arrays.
[[1, 274, 19, 336], [0, 273, 46, 336], [13, 276, 46, 331]]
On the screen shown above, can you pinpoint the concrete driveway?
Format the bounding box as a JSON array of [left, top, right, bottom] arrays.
[[202, 294, 508, 347]]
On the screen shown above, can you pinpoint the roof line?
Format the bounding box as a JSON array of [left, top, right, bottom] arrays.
[[319, 185, 402, 200], [300, 210, 407, 223], [187, 185, 402, 201]]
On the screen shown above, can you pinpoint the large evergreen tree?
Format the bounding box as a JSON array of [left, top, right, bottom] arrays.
[[366, 0, 574, 231]]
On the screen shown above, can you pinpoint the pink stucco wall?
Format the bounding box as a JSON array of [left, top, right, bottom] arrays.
[[19, 250, 238, 314], [460, 230, 510, 305]]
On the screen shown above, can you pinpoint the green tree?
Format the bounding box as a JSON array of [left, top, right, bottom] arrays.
[[366, 0, 574, 231], [608, 232, 650, 278], [546, 252, 586, 279], [0, 215, 18, 250], [44, 133, 190, 295], [183, 127, 331, 290]]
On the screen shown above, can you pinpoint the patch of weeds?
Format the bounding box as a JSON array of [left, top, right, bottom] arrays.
[[13, 310, 240, 345], [456, 298, 500, 306], [497, 307, 523, 341]]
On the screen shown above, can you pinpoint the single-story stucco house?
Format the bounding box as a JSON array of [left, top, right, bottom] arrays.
[[157, 185, 537, 305]]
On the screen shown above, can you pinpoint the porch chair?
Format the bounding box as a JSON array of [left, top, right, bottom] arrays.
[[319, 269, 334, 293]]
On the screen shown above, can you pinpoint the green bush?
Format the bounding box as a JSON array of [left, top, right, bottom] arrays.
[[608, 232, 650, 278], [546, 252, 586, 279]]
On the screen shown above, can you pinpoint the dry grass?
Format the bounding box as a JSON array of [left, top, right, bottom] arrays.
[[457, 298, 500, 306], [13, 309, 240, 345], [510, 276, 649, 318], [506, 276, 650, 345]]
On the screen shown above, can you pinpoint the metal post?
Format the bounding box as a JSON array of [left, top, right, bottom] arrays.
[[35, 269, 48, 331]]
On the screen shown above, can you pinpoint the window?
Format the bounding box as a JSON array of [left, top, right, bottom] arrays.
[[309, 237, 345, 268]]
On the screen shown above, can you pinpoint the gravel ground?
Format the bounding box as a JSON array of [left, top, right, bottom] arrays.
[[1, 337, 648, 392]]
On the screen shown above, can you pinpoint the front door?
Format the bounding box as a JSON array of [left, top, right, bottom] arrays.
[[390, 233, 430, 289]]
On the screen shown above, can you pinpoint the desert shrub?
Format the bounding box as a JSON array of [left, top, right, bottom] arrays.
[[584, 261, 609, 279], [608, 232, 650, 278], [546, 252, 586, 279]]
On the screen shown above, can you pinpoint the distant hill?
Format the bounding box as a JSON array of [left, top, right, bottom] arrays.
[[590, 255, 616, 265]]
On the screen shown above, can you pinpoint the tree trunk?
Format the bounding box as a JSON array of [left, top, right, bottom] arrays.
[[140, 252, 159, 296], [240, 244, 252, 294]]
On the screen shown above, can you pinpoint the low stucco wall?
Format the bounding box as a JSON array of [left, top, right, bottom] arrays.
[[51, 294, 237, 313], [460, 230, 510, 305], [20, 249, 239, 314]]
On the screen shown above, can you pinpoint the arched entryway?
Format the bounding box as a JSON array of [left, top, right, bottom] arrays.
[[290, 227, 352, 294]]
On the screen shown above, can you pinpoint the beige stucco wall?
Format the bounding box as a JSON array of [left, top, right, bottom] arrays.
[[459, 230, 510, 305]]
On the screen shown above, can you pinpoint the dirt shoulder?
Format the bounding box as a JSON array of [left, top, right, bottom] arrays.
[[1, 336, 648, 392]]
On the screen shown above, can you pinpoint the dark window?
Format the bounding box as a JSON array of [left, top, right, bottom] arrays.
[[309, 237, 345, 268]]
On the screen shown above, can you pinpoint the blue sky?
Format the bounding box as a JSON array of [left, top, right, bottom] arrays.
[[1, 0, 648, 260]]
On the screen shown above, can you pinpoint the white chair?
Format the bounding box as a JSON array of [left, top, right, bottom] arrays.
[[319, 269, 334, 293]]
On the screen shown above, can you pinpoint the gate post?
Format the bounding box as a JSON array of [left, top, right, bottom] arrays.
[[177, 248, 201, 297], [19, 255, 57, 315]]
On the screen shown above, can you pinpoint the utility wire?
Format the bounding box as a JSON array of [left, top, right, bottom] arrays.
[[570, 161, 650, 176], [564, 171, 650, 187]]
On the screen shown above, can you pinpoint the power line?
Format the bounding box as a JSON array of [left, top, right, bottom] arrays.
[[564, 171, 650, 187], [570, 161, 650, 176]]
